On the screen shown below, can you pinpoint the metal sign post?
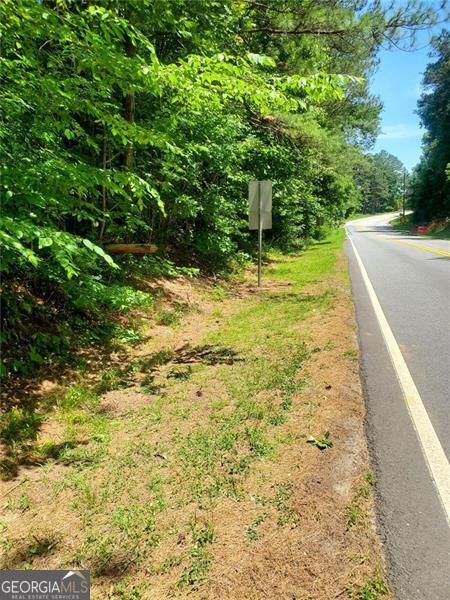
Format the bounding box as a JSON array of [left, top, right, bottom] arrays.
[[249, 180, 272, 287], [258, 181, 262, 287]]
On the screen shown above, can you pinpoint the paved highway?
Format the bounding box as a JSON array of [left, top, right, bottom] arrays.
[[345, 213, 450, 600]]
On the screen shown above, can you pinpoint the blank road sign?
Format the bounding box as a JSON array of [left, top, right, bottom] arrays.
[[249, 180, 272, 230]]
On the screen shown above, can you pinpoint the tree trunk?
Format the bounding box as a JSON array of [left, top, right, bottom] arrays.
[[99, 132, 107, 241], [123, 35, 136, 170]]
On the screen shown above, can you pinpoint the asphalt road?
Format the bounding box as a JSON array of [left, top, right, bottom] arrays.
[[345, 213, 450, 600]]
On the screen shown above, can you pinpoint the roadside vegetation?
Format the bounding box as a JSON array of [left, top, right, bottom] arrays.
[[0, 231, 391, 599], [0, 0, 441, 380], [391, 214, 450, 240], [408, 31, 449, 225]]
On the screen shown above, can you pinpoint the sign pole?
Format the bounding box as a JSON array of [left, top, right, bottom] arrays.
[[402, 170, 406, 217], [258, 181, 262, 287], [248, 179, 271, 288]]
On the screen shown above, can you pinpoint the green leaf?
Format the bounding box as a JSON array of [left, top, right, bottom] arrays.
[[82, 239, 119, 269], [38, 237, 53, 249], [247, 53, 276, 68], [30, 349, 44, 363]]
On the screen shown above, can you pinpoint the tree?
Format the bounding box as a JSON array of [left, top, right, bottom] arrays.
[[0, 0, 440, 376], [352, 151, 406, 213], [410, 30, 450, 222]]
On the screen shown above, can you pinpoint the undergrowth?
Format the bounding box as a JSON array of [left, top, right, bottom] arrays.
[[0, 256, 198, 379]]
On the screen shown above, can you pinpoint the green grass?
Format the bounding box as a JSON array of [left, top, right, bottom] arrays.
[[0, 408, 43, 445], [357, 575, 389, 599], [158, 307, 184, 327], [210, 285, 226, 301], [77, 232, 345, 580], [265, 229, 344, 288], [345, 473, 375, 529], [178, 523, 216, 590]]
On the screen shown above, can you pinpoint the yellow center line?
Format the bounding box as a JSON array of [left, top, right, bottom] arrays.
[[380, 237, 450, 257]]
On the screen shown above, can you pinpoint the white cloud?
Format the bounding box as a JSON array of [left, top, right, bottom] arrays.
[[379, 124, 423, 140]]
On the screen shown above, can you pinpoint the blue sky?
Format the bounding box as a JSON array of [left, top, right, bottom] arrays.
[[370, 5, 447, 172]]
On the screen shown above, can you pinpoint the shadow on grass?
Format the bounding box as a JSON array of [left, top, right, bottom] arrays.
[[1, 531, 61, 569], [0, 343, 242, 480], [261, 291, 331, 304]]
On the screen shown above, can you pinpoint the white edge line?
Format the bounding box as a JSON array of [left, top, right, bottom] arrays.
[[346, 227, 450, 526]]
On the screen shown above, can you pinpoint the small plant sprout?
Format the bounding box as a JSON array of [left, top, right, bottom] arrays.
[[307, 431, 333, 450]]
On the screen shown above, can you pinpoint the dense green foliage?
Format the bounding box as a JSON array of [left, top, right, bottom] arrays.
[[0, 0, 440, 377], [355, 150, 406, 213], [409, 30, 450, 223]]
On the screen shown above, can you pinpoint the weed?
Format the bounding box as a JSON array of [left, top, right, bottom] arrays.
[[95, 368, 130, 394], [179, 546, 212, 590], [267, 412, 287, 426], [158, 554, 183, 574], [356, 574, 389, 599], [111, 504, 159, 539], [246, 513, 268, 541], [0, 408, 43, 444], [343, 350, 358, 361], [346, 504, 364, 528], [178, 523, 216, 590], [158, 305, 184, 326], [60, 385, 98, 411], [167, 365, 192, 380], [245, 426, 273, 458], [18, 494, 31, 512], [113, 326, 145, 345], [28, 535, 57, 557], [307, 431, 333, 450], [192, 523, 216, 546], [177, 428, 241, 499], [3, 530, 60, 567], [0, 458, 18, 481], [108, 580, 144, 600], [346, 475, 374, 529], [356, 482, 371, 500], [365, 470, 376, 486], [79, 533, 134, 576], [273, 483, 299, 528], [265, 345, 309, 399], [210, 286, 226, 301], [141, 398, 163, 424], [39, 440, 76, 461], [280, 397, 293, 411], [75, 480, 97, 510]]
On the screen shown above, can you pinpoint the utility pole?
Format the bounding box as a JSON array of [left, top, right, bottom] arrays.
[[402, 169, 407, 217]]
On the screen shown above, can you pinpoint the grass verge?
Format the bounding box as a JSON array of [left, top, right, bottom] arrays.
[[0, 229, 390, 599]]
